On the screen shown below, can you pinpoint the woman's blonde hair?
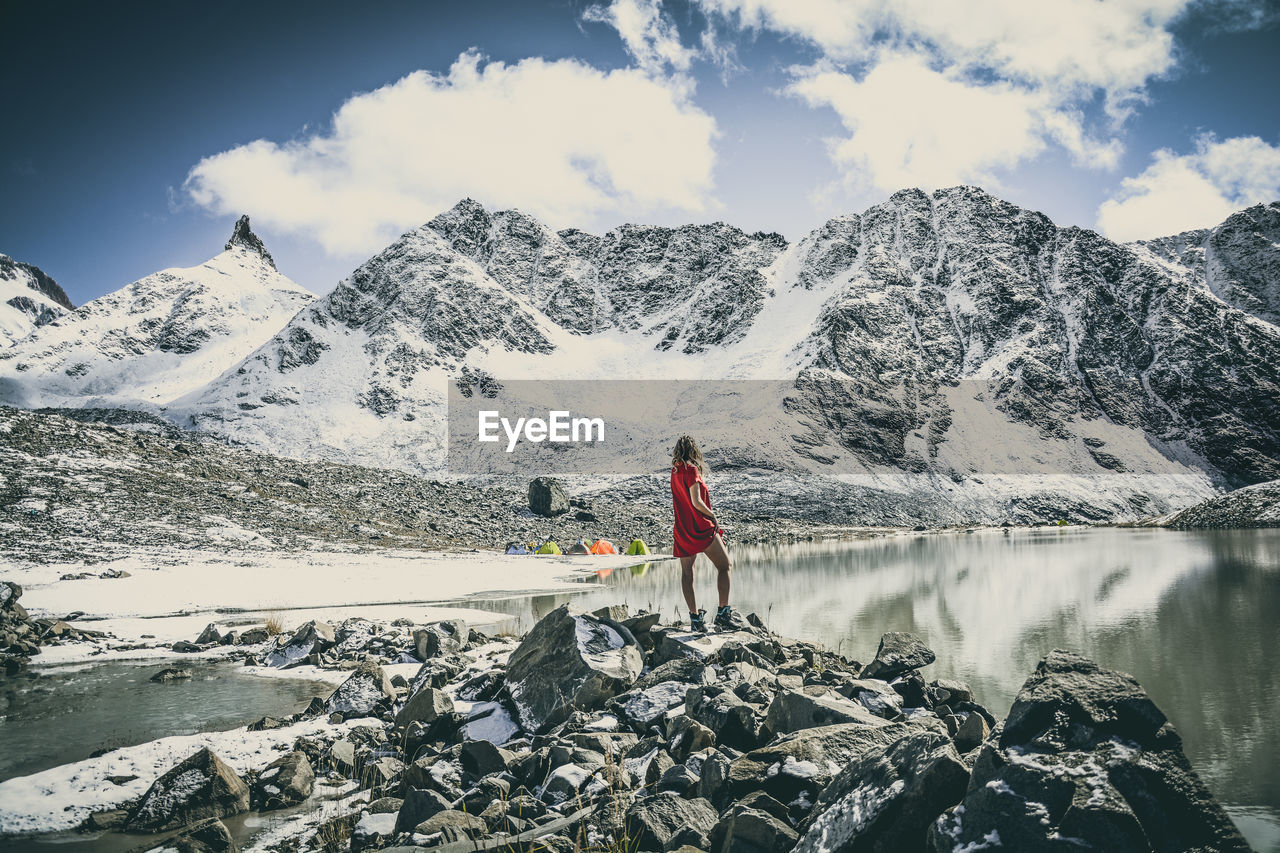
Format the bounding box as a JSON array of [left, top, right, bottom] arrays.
[[672, 434, 708, 477]]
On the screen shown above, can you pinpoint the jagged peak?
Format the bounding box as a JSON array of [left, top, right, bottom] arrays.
[[224, 215, 275, 268], [0, 253, 75, 309]]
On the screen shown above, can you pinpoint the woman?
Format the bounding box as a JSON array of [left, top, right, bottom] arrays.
[[671, 435, 733, 632]]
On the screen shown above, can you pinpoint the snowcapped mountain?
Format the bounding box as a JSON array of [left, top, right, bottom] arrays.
[[0, 254, 74, 347], [0, 217, 313, 408], [157, 188, 1280, 523]]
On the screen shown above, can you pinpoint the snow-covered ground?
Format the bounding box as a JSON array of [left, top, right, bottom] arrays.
[[5, 545, 666, 658], [0, 714, 375, 836]]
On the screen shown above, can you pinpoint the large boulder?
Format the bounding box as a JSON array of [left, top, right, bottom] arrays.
[[325, 661, 396, 717], [127, 748, 249, 832], [860, 632, 935, 680], [626, 792, 718, 851], [929, 651, 1251, 852], [528, 477, 569, 516], [252, 750, 314, 810], [413, 619, 468, 660], [264, 620, 335, 668], [795, 729, 968, 853], [395, 686, 454, 727], [728, 720, 940, 804], [394, 788, 453, 834], [686, 685, 762, 751], [710, 799, 800, 853], [505, 604, 643, 732], [765, 687, 886, 735]]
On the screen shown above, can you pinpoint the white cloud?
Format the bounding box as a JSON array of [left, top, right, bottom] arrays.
[[696, 0, 1208, 194], [787, 51, 1123, 194], [583, 0, 696, 78], [185, 51, 717, 255], [1097, 135, 1280, 240], [788, 54, 1050, 192]]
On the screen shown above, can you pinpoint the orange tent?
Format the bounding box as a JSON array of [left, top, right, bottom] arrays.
[[589, 539, 618, 555]]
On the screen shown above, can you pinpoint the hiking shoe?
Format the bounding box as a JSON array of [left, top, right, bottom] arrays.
[[714, 605, 734, 629], [689, 609, 708, 633]]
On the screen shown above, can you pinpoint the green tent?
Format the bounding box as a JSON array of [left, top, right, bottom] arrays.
[[624, 538, 649, 556], [537, 541, 562, 555]]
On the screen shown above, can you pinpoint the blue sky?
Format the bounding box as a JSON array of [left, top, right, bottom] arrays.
[[2, 0, 1278, 306]]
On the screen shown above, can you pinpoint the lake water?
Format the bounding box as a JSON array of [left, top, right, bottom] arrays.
[[0, 660, 329, 781], [461, 526, 1280, 852]]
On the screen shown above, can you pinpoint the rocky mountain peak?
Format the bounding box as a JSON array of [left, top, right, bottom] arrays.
[[0, 254, 74, 310], [428, 198, 495, 256], [224, 215, 275, 269]]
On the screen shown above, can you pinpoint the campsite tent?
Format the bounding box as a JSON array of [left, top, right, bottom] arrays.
[[625, 538, 649, 556], [537, 541, 562, 555], [590, 539, 617, 555]]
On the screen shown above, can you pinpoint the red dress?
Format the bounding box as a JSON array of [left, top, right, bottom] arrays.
[[671, 462, 719, 557]]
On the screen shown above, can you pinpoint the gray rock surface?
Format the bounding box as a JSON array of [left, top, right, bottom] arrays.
[[505, 604, 643, 732], [929, 651, 1250, 852], [126, 747, 250, 832]]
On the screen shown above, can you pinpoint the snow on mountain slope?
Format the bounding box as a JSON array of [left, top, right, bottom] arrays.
[[0, 217, 313, 407], [0, 254, 74, 347]]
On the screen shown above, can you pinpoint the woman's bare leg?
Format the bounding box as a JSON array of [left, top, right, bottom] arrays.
[[679, 555, 698, 613], [704, 534, 732, 608]]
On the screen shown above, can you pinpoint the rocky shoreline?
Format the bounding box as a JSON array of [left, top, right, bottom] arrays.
[[1163, 478, 1280, 529], [13, 602, 1250, 852]]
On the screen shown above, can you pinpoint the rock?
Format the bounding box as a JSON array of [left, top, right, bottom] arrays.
[[395, 686, 454, 727], [325, 661, 396, 717], [162, 817, 237, 852], [459, 738, 508, 778], [710, 802, 800, 853], [126, 747, 250, 832], [238, 627, 268, 645], [252, 750, 314, 810], [686, 685, 762, 751], [83, 808, 128, 830], [698, 750, 732, 808], [394, 788, 453, 834], [171, 640, 201, 653], [351, 810, 398, 852], [626, 792, 718, 851], [931, 678, 973, 705], [150, 667, 193, 683], [194, 623, 223, 645], [529, 476, 569, 516], [413, 619, 468, 659], [765, 687, 886, 735], [415, 808, 487, 841], [0, 581, 20, 611], [952, 710, 990, 752], [616, 680, 691, 728], [247, 715, 287, 732], [728, 721, 938, 804], [540, 762, 596, 805], [369, 796, 403, 813], [860, 632, 935, 680], [795, 729, 968, 853], [929, 651, 1250, 853], [837, 678, 905, 719], [505, 604, 642, 732], [668, 716, 716, 761], [265, 620, 334, 668], [329, 739, 356, 774]]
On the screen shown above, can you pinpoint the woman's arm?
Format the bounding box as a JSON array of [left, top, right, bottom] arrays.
[[688, 483, 717, 525]]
